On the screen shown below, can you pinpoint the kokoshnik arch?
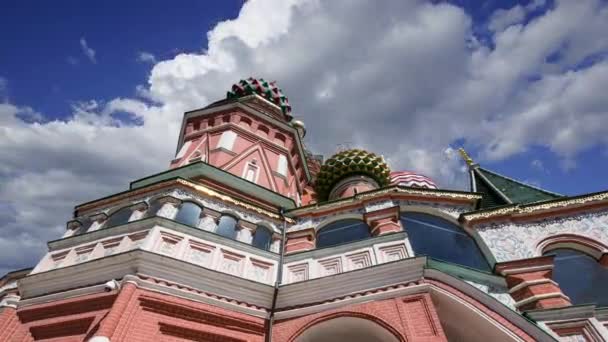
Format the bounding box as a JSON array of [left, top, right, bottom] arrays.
[[1, 77, 608, 341]]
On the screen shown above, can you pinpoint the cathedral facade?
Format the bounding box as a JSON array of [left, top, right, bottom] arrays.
[[1, 78, 607, 341]]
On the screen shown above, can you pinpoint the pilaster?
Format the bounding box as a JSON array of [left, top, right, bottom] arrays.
[[364, 206, 402, 236], [285, 228, 316, 254], [495, 256, 571, 311]]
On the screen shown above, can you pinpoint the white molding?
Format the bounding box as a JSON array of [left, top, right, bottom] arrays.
[[508, 278, 557, 294], [513, 292, 570, 308], [499, 264, 554, 276], [525, 304, 597, 322], [274, 283, 429, 320], [277, 257, 425, 309], [18, 250, 275, 309]]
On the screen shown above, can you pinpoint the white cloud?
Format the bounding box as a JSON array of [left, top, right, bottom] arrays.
[[489, 5, 526, 32], [137, 51, 157, 64], [79, 37, 96, 64], [2, 0, 608, 275]]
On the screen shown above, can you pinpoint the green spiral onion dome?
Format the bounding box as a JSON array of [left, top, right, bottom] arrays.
[[227, 77, 292, 120], [314, 149, 391, 201]]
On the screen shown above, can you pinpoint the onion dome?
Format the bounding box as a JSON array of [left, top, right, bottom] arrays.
[[390, 171, 437, 189], [227, 77, 292, 120], [315, 149, 391, 201]]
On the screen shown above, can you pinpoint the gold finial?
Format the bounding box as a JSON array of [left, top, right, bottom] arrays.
[[458, 147, 475, 166]]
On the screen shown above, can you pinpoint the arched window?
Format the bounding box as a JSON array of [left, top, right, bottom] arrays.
[[401, 212, 490, 271], [316, 219, 371, 248], [75, 217, 93, 235], [174, 202, 203, 227], [104, 207, 134, 228], [544, 248, 608, 306], [216, 215, 238, 239], [252, 226, 273, 251], [145, 199, 164, 218]]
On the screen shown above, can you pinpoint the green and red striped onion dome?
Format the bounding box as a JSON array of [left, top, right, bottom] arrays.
[[227, 77, 292, 120], [314, 149, 391, 201]]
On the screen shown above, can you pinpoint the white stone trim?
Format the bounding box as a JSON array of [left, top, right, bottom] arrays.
[[499, 264, 554, 276], [513, 292, 570, 309], [274, 283, 429, 320], [508, 278, 558, 294]]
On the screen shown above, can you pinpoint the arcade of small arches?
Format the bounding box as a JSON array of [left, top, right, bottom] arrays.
[[71, 197, 277, 252]]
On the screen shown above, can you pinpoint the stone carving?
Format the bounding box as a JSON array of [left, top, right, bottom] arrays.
[[347, 251, 372, 270], [287, 263, 309, 283], [477, 211, 608, 262], [465, 280, 515, 310], [189, 247, 211, 266], [319, 257, 342, 276], [379, 244, 408, 263]]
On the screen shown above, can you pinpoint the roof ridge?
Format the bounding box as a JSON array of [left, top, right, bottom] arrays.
[[478, 167, 562, 197]]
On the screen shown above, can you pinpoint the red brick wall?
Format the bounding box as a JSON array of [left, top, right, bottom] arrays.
[[109, 288, 265, 342], [272, 293, 447, 342], [1, 292, 117, 342], [3, 286, 266, 342]]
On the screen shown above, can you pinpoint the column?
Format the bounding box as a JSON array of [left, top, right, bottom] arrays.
[[88, 281, 138, 342]]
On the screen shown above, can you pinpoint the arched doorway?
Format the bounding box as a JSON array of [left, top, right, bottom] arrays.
[[294, 316, 401, 342]]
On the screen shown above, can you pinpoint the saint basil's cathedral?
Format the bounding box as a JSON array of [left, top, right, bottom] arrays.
[[1, 78, 607, 341]]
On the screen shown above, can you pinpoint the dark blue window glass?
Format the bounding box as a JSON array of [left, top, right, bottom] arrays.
[[217, 215, 238, 239], [252, 226, 273, 251], [316, 219, 371, 248], [145, 200, 164, 219], [104, 207, 133, 228], [401, 212, 490, 271], [75, 217, 93, 235], [546, 248, 608, 306], [174, 202, 202, 227]]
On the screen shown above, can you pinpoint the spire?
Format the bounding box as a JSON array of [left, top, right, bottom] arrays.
[[473, 166, 563, 208], [458, 148, 562, 208]]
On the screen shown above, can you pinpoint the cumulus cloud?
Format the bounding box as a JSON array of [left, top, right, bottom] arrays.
[[79, 37, 96, 63], [2, 0, 608, 274], [137, 51, 157, 64]]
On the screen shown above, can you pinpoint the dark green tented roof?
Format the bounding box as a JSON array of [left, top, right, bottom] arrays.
[[473, 167, 562, 208]]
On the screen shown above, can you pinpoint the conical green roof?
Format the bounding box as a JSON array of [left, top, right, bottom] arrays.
[[315, 149, 391, 201], [474, 168, 562, 208]]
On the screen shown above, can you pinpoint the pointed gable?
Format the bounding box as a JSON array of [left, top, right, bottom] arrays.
[[222, 144, 278, 192]]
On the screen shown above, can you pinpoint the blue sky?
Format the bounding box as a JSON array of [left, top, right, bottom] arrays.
[[1, 0, 608, 274], [1, 1, 241, 119]]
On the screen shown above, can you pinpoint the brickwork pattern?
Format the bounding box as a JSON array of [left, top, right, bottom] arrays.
[[272, 293, 447, 342]]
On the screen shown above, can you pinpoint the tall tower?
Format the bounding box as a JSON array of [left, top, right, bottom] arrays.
[[169, 78, 310, 204], [1, 79, 608, 342]]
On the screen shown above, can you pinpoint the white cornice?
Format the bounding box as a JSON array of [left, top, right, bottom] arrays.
[[48, 217, 280, 261], [276, 257, 426, 309], [524, 304, 597, 322], [18, 250, 275, 309], [274, 283, 429, 320]]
